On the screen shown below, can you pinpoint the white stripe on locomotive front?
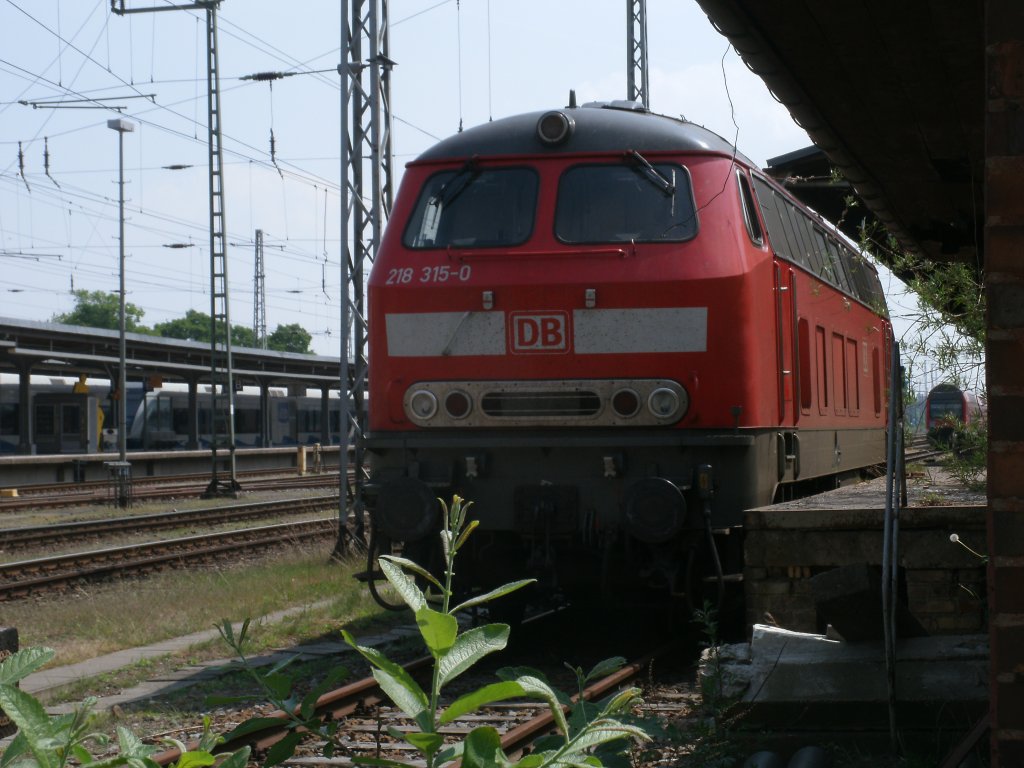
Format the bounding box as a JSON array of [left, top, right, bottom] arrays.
[[573, 307, 707, 354], [385, 307, 708, 357], [386, 311, 506, 356]]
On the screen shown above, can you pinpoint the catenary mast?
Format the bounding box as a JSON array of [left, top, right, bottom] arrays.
[[338, 0, 393, 551], [111, 0, 240, 497], [627, 0, 650, 107]]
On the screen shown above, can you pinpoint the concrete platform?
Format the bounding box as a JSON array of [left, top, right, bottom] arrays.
[[712, 624, 988, 735], [744, 470, 987, 635]]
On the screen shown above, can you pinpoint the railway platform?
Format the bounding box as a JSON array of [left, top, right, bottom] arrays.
[[0, 444, 340, 487], [744, 465, 987, 636]]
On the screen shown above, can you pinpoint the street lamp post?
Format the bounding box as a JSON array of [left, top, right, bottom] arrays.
[[108, 117, 135, 507]]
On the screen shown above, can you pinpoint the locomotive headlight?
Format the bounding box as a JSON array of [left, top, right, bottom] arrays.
[[408, 389, 438, 421], [537, 110, 575, 145], [444, 389, 472, 419], [611, 388, 641, 418], [648, 386, 687, 421]]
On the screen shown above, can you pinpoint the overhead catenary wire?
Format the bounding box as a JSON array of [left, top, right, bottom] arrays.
[[2, 0, 458, 344]]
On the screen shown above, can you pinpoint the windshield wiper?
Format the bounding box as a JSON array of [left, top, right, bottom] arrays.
[[626, 150, 676, 196], [430, 156, 481, 210]]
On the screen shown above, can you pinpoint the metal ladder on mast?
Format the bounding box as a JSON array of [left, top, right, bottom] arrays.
[[203, 4, 239, 497]]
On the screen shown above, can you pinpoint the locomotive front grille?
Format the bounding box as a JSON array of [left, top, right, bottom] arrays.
[[403, 379, 688, 428], [481, 390, 602, 417]]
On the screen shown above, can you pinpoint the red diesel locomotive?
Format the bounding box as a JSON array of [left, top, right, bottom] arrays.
[[363, 100, 891, 608]]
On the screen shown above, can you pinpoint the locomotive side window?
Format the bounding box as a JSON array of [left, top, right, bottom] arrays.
[[752, 177, 815, 271], [846, 250, 888, 311], [786, 203, 826, 276], [403, 167, 538, 249], [752, 177, 791, 258], [752, 174, 887, 305], [816, 229, 853, 293], [736, 170, 763, 246], [554, 162, 697, 243]]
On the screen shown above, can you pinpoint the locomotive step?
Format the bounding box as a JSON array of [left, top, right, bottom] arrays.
[[701, 573, 744, 584]]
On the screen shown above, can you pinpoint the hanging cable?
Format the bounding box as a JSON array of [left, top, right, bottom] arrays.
[[43, 137, 59, 188], [268, 80, 283, 177], [456, 0, 463, 132], [17, 141, 30, 192]]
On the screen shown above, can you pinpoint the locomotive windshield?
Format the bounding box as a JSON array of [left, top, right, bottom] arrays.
[[555, 162, 697, 243], [403, 167, 538, 249]]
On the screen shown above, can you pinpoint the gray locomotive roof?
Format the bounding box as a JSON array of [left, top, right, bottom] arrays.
[[415, 101, 755, 165]]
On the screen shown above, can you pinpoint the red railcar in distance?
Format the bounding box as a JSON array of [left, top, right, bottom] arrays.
[[364, 100, 891, 612], [925, 382, 985, 446]]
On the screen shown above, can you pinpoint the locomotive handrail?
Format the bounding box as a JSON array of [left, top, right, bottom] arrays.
[[446, 245, 630, 261]]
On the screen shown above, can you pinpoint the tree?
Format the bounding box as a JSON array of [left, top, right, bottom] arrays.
[[268, 322, 312, 353], [154, 309, 258, 348], [52, 297, 313, 354], [52, 289, 148, 332], [153, 309, 210, 341], [230, 325, 258, 348]]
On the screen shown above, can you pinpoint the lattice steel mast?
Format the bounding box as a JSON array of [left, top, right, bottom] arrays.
[[111, 0, 239, 496], [253, 229, 267, 348], [627, 0, 649, 108], [337, 0, 393, 551]]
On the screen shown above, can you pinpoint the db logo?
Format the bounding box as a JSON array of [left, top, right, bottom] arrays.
[[510, 312, 569, 353]]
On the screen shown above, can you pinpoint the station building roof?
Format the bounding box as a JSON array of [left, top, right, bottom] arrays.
[[0, 317, 343, 389], [695, 0, 985, 284]]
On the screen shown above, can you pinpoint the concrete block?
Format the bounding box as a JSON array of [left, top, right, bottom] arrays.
[[711, 626, 988, 732]]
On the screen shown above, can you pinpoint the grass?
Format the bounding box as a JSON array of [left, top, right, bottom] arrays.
[[4, 540, 404, 673]]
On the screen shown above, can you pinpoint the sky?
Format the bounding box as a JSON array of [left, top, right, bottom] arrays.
[[0, 0, 929, 378]]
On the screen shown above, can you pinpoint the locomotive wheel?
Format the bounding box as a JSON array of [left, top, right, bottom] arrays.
[[365, 530, 407, 611]]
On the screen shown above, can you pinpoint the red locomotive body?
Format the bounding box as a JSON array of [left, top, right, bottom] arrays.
[[365, 102, 890, 605]]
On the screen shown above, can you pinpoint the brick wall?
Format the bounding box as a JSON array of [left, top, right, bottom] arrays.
[[986, 1, 1024, 762], [744, 506, 987, 636]]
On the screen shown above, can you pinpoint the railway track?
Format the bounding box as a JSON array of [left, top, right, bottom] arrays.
[[0, 517, 339, 601], [148, 647, 662, 766], [0, 471, 344, 512], [0, 494, 342, 553]]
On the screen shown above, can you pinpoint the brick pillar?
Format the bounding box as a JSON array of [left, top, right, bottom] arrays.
[[986, 2, 1024, 764]]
